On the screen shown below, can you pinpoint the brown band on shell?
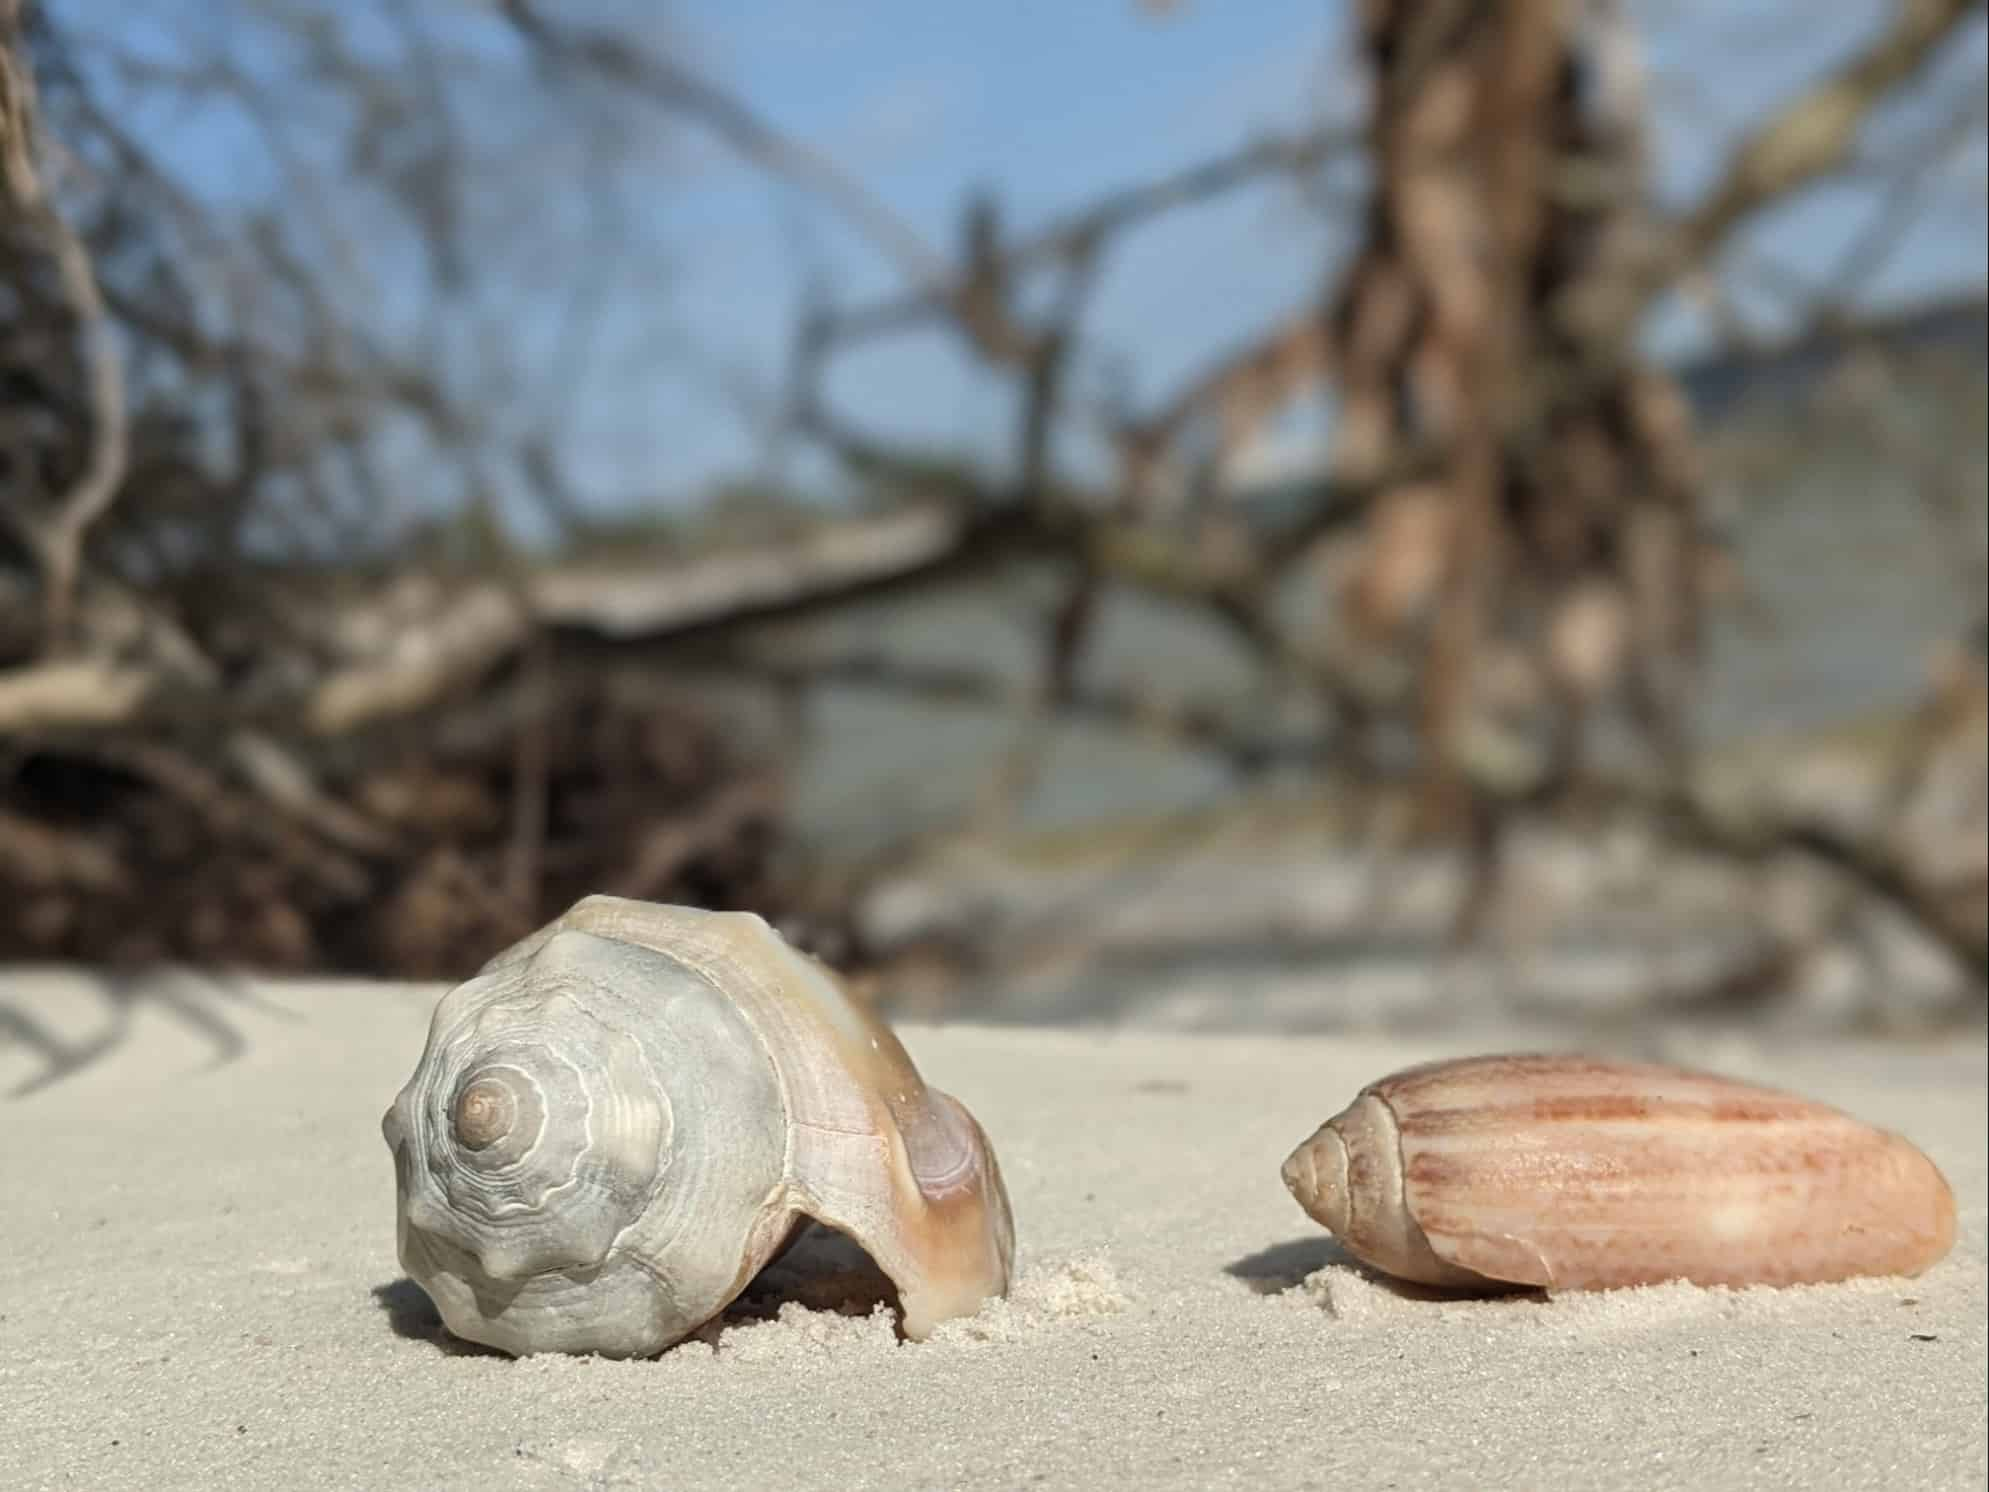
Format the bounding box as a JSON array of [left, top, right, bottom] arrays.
[[448, 1064, 546, 1165], [453, 1076, 517, 1150]]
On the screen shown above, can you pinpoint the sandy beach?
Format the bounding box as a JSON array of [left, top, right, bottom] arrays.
[[1, 969, 1983, 1491]]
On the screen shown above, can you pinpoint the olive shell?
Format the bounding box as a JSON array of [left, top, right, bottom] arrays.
[[1281, 1053, 1957, 1291]]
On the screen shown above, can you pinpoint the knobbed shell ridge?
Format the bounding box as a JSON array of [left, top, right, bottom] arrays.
[[1281, 1052, 1958, 1293]]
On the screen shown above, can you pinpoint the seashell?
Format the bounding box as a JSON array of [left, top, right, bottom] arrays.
[[382, 895, 1015, 1356], [1280, 1052, 1956, 1292]]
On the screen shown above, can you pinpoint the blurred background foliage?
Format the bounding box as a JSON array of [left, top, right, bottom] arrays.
[[1, 0, 1983, 1038]]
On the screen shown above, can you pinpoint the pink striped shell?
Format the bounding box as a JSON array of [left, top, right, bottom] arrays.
[[1280, 1053, 1957, 1292]]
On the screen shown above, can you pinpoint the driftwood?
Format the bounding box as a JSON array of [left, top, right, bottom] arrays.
[[1, 1, 1981, 1002], [0, 659, 790, 975]]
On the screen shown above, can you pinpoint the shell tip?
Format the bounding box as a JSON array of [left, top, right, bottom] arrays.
[[1280, 1141, 1315, 1202], [1281, 1122, 1349, 1236]]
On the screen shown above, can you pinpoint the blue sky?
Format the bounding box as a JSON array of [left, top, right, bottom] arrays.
[[65, 1, 1989, 526], [634, 0, 1987, 509], [632, 0, 1349, 495]]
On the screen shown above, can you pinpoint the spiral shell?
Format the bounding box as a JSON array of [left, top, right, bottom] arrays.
[[1281, 1053, 1957, 1292], [383, 896, 1014, 1356]]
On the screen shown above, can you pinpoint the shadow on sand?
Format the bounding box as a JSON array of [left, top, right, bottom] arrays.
[[373, 1222, 904, 1359], [1224, 1235, 1482, 1303], [369, 1278, 508, 1358], [0, 967, 300, 1099], [1224, 1235, 1362, 1295]]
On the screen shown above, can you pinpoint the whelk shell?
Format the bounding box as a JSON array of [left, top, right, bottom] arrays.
[[1281, 1053, 1957, 1292], [383, 896, 1015, 1357]]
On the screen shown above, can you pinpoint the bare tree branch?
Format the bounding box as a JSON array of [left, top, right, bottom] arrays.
[[494, 0, 952, 296], [0, 0, 128, 654], [1679, 0, 1982, 269], [822, 122, 1362, 348]]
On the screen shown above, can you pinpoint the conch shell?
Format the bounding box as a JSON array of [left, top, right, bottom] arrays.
[[1282, 1053, 1956, 1292], [383, 896, 1015, 1356]]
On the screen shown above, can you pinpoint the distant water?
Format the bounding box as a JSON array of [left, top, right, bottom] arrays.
[[778, 365, 1985, 856], [749, 319, 1988, 1032]]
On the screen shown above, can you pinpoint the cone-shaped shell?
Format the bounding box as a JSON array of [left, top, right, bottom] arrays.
[[384, 896, 1014, 1356], [1281, 1053, 1956, 1292]]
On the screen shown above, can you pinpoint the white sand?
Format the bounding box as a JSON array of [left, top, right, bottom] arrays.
[[1, 969, 1983, 1491]]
